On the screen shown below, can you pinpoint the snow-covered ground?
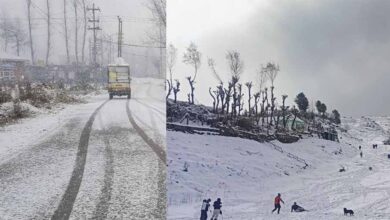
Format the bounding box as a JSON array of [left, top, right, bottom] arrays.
[[167, 116, 390, 220], [0, 77, 166, 219]]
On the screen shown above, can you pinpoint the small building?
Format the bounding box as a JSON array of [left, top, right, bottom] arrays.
[[0, 52, 29, 85], [278, 115, 307, 132]]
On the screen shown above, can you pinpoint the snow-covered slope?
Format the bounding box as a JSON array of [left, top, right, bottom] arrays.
[[168, 116, 390, 220]]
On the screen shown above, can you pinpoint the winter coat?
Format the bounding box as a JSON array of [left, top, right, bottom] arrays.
[[201, 201, 210, 211], [213, 200, 222, 209], [274, 196, 284, 205], [291, 204, 305, 212]]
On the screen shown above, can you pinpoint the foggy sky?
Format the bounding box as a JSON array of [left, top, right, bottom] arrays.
[[168, 0, 390, 117], [0, 0, 162, 76]]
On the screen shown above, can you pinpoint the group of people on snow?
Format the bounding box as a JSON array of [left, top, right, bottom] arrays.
[[200, 198, 222, 220], [272, 193, 307, 214], [200, 194, 308, 219], [199, 144, 378, 218]]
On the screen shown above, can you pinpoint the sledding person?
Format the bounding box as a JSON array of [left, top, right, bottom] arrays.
[[291, 202, 306, 212], [211, 198, 222, 220], [271, 193, 285, 214], [200, 199, 211, 220]]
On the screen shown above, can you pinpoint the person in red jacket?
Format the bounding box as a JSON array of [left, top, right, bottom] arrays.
[[271, 193, 285, 214]]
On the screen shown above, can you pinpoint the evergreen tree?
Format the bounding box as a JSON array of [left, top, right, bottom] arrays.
[[332, 109, 341, 124], [295, 92, 309, 112]]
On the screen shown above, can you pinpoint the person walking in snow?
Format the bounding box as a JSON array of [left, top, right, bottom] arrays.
[[200, 199, 211, 220], [360, 151, 363, 158], [211, 198, 222, 220], [359, 145, 361, 150], [271, 193, 284, 214]]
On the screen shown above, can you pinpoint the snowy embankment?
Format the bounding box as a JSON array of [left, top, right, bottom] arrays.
[[168, 116, 390, 220], [0, 93, 105, 164]]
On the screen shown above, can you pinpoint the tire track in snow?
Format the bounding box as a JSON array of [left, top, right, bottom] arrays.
[[51, 100, 109, 220], [148, 108, 167, 219], [91, 111, 115, 220], [126, 99, 166, 165]]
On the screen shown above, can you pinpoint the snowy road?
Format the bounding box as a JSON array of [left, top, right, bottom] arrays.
[[0, 78, 166, 220]]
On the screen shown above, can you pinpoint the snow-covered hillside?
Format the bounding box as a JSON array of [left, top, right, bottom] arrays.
[[167, 116, 390, 220]]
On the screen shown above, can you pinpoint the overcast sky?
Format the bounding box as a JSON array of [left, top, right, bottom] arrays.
[[168, 0, 390, 117], [0, 0, 162, 75]]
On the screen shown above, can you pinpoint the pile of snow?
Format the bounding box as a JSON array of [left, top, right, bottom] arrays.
[[0, 101, 43, 123]]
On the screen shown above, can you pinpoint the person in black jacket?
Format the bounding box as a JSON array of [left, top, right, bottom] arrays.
[[211, 198, 222, 220], [291, 202, 306, 212], [200, 199, 211, 220]]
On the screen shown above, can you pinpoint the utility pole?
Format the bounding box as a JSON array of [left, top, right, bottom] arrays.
[[87, 3, 101, 66], [88, 38, 92, 64], [109, 35, 112, 63], [100, 37, 104, 65], [117, 16, 123, 58]]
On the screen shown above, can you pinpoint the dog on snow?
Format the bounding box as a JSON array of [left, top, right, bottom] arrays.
[[343, 208, 354, 216]]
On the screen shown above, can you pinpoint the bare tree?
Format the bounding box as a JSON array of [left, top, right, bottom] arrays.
[[237, 83, 244, 116], [172, 79, 180, 103], [217, 83, 225, 114], [46, 0, 51, 65], [208, 58, 223, 83], [224, 82, 233, 115], [12, 19, 26, 56], [0, 17, 26, 56], [0, 13, 13, 52], [253, 92, 260, 123], [74, 0, 79, 65], [257, 66, 267, 106], [183, 42, 201, 104], [146, 0, 166, 44], [26, 0, 35, 64], [214, 89, 220, 113], [226, 50, 244, 78], [226, 50, 244, 117], [81, 0, 87, 64], [166, 43, 177, 99], [147, 0, 166, 27], [281, 95, 289, 128], [63, 0, 70, 64], [262, 62, 279, 125], [262, 87, 269, 126], [291, 106, 298, 130], [209, 87, 216, 112], [146, 0, 166, 77], [245, 82, 252, 116]]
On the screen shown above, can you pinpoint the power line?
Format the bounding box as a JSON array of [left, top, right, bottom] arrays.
[[98, 38, 165, 49]]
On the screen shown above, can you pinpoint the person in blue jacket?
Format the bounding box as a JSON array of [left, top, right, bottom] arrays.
[[211, 198, 222, 220]]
